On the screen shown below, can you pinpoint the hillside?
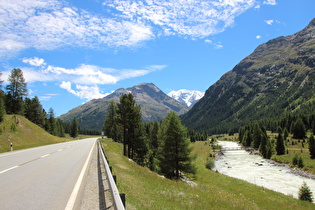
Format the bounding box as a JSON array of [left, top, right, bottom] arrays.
[[59, 83, 189, 131], [181, 18, 315, 133], [0, 115, 66, 153]]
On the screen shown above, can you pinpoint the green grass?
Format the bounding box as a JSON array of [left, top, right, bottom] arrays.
[[100, 138, 314, 209]]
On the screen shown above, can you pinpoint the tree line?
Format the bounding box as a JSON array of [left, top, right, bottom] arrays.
[[103, 93, 204, 179], [0, 68, 80, 138], [238, 111, 315, 159]]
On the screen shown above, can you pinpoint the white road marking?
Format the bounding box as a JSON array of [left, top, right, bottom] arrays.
[[41, 154, 50, 158], [65, 140, 96, 210], [0, 166, 19, 175]]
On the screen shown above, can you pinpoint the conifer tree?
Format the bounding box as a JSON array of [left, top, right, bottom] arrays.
[[158, 112, 196, 179], [298, 181, 313, 202], [292, 118, 306, 139], [6, 68, 27, 114], [276, 132, 285, 155], [70, 116, 79, 138], [0, 97, 5, 122], [309, 135, 315, 159], [103, 100, 121, 141]]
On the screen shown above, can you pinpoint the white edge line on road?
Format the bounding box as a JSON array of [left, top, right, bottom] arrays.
[[0, 166, 19, 174], [41, 154, 50, 158], [65, 139, 96, 210]]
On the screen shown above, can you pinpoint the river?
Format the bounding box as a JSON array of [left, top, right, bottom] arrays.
[[214, 141, 315, 199]]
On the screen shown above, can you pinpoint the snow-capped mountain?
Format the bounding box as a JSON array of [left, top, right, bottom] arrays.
[[168, 89, 205, 108]]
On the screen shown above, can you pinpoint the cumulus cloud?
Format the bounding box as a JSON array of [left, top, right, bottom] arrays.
[[256, 35, 262, 39], [263, 0, 277, 5], [0, 0, 270, 58], [105, 0, 257, 38], [22, 57, 46, 67], [59, 81, 109, 100], [8, 57, 167, 100], [0, 0, 154, 58], [264, 19, 274, 25]]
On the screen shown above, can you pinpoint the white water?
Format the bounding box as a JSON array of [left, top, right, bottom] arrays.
[[215, 141, 315, 199]]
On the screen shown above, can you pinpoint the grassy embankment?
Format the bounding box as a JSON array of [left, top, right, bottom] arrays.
[[100, 138, 314, 209], [0, 115, 96, 153]]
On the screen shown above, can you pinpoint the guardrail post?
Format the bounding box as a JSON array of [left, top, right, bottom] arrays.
[[120, 193, 126, 208]]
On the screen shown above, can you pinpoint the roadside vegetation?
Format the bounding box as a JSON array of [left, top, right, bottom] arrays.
[[100, 138, 314, 209]]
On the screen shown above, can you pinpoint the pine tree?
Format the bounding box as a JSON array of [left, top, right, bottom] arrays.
[[0, 97, 5, 122], [276, 132, 285, 155], [158, 112, 196, 179], [103, 100, 121, 141], [70, 116, 79, 138], [298, 181, 313, 202], [6, 68, 27, 114], [47, 108, 57, 135], [309, 135, 315, 159], [292, 118, 306, 139], [117, 93, 136, 157]]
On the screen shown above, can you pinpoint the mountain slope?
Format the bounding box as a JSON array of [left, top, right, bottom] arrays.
[[59, 83, 189, 131], [181, 18, 315, 133], [168, 89, 204, 108]]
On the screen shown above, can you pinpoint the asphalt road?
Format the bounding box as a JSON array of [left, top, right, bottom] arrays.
[[0, 138, 97, 210]]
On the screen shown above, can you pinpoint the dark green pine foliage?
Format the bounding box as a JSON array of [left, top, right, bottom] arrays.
[[116, 93, 147, 162], [298, 182, 313, 202], [117, 93, 135, 156], [158, 112, 196, 179], [70, 116, 79, 138], [129, 104, 148, 165], [309, 135, 315, 159], [292, 118, 306, 139], [6, 68, 27, 115], [103, 100, 121, 142], [0, 97, 5, 122], [276, 129, 285, 155]]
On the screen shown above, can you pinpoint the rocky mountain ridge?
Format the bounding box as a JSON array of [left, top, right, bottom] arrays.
[[59, 83, 189, 131]]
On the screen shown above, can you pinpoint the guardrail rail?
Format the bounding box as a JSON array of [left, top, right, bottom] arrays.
[[98, 140, 126, 210]]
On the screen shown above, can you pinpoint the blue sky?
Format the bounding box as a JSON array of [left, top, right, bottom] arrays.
[[0, 0, 314, 116]]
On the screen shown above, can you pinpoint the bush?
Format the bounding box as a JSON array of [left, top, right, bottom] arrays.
[[292, 155, 299, 166], [298, 182, 313, 202], [205, 158, 215, 170]]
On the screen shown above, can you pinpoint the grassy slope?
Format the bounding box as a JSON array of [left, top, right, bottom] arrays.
[[101, 139, 314, 209], [0, 115, 67, 153]]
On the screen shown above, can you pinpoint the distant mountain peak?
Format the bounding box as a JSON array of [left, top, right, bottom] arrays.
[[59, 82, 189, 130], [168, 89, 205, 107]]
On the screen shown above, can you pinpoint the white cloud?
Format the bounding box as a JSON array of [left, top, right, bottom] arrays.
[[5, 61, 167, 100], [256, 35, 262, 39], [22, 57, 46, 67], [0, 0, 261, 58], [105, 0, 256, 38], [263, 0, 277, 5], [0, 0, 154, 58], [264, 19, 274, 25], [59, 81, 109, 100]]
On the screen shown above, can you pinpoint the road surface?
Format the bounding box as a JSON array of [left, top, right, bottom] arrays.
[[0, 138, 97, 210]]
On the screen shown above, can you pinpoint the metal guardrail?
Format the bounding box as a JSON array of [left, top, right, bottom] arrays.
[[98, 140, 126, 210]]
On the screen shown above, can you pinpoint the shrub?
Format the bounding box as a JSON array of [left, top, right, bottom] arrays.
[[298, 182, 313, 202], [205, 158, 215, 170]]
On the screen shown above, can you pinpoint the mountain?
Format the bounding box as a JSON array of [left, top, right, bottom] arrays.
[[59, 83, 189, 131], [168, 89, 204, 108], [181, 18, 315, 134]]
